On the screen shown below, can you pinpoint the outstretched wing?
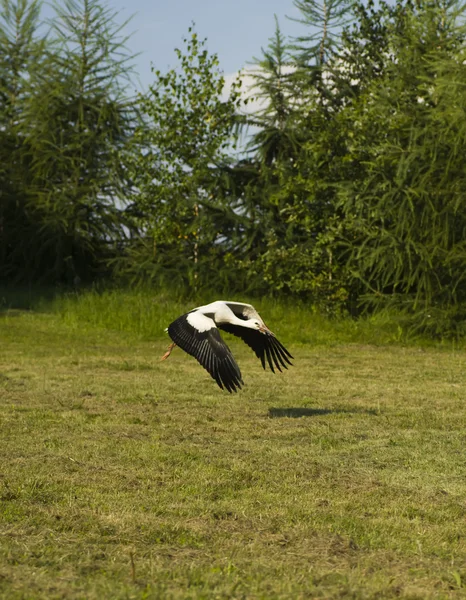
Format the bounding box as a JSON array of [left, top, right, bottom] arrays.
[[224, 301, 263, 322], [218, 322, 293, 374], [167, 311, 244, 393]]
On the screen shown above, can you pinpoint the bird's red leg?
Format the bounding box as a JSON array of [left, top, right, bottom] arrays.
[[160, 342, 176, 361]]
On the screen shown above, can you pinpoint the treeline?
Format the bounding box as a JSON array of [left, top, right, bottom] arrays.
[[2, 0, 466, 334]]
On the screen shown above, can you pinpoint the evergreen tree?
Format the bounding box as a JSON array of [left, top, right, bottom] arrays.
[[247, 18, 299, 165], [0, 0, 46, 282], [339, 0, 466, 333], [235, 8, 352, 308], [14, 0, 136, 283], [290, 0, 351, 66]]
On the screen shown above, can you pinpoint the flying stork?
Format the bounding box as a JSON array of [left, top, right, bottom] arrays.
[[161, 300, 293, 392]]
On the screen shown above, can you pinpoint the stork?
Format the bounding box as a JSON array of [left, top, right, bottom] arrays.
[[161, 300, 293, 393]]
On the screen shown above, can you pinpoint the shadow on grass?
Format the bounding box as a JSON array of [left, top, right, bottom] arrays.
[[268, 407, 378, 418]]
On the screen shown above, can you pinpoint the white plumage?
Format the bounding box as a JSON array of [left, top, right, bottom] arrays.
[[161, 300, 293, 392]]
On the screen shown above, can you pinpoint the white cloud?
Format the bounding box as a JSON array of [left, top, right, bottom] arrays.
[[222, 66, 267, 114], [223, 65, 297, 113]]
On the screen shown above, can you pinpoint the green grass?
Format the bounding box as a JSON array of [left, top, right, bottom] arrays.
[[2, 295, 466, 598], [1, 285, 413, 345], [10, 285, 442, 346]]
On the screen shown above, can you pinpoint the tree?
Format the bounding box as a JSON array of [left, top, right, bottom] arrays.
[[5, 0, 137, 284], [232, 8, 352, 309], [338, 0, 466, 333], [119, 27, 244, 290], [247, 18, 299, 165], [290, 0, 351, 66], [0, 0, 46, 282]]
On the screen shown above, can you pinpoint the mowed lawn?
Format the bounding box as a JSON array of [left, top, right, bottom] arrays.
[[2, 310, 466, 599]]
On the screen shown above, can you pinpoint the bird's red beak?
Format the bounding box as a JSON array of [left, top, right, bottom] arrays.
[[259, 323, 273, 335]]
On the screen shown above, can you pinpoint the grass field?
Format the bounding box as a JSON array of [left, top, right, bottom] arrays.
[[2, 293, 466, 598]]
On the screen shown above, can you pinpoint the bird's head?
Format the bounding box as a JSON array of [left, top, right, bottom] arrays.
[[248, 318, 272, 335]]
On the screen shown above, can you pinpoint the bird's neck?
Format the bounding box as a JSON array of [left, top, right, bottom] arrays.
[[230, 316, 257, 329]]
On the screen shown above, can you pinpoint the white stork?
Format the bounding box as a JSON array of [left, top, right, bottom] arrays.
[[161, 300, 293, 393]]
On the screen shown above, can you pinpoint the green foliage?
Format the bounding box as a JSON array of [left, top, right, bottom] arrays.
[[0, 0, 136, 284], [234, 11, 353, 311], [23, 0, 136, 283], [248, 18, 299, 164], [290, 0, 352, 66], [4, 0, 466, 335], [338, 0, 466, 334], [0, 0, 46, 281], [118, 28, 245, 290]]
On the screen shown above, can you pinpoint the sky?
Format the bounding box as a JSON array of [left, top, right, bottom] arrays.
[[41, 0, 307, 92]]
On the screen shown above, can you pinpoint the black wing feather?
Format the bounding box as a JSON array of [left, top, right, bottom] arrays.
[[167, 314, 244, 393], [267, 338, 283, 373], [217, 323, 293, 373], [264, 341, 276, 373], [271, 336, 293, 368]]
